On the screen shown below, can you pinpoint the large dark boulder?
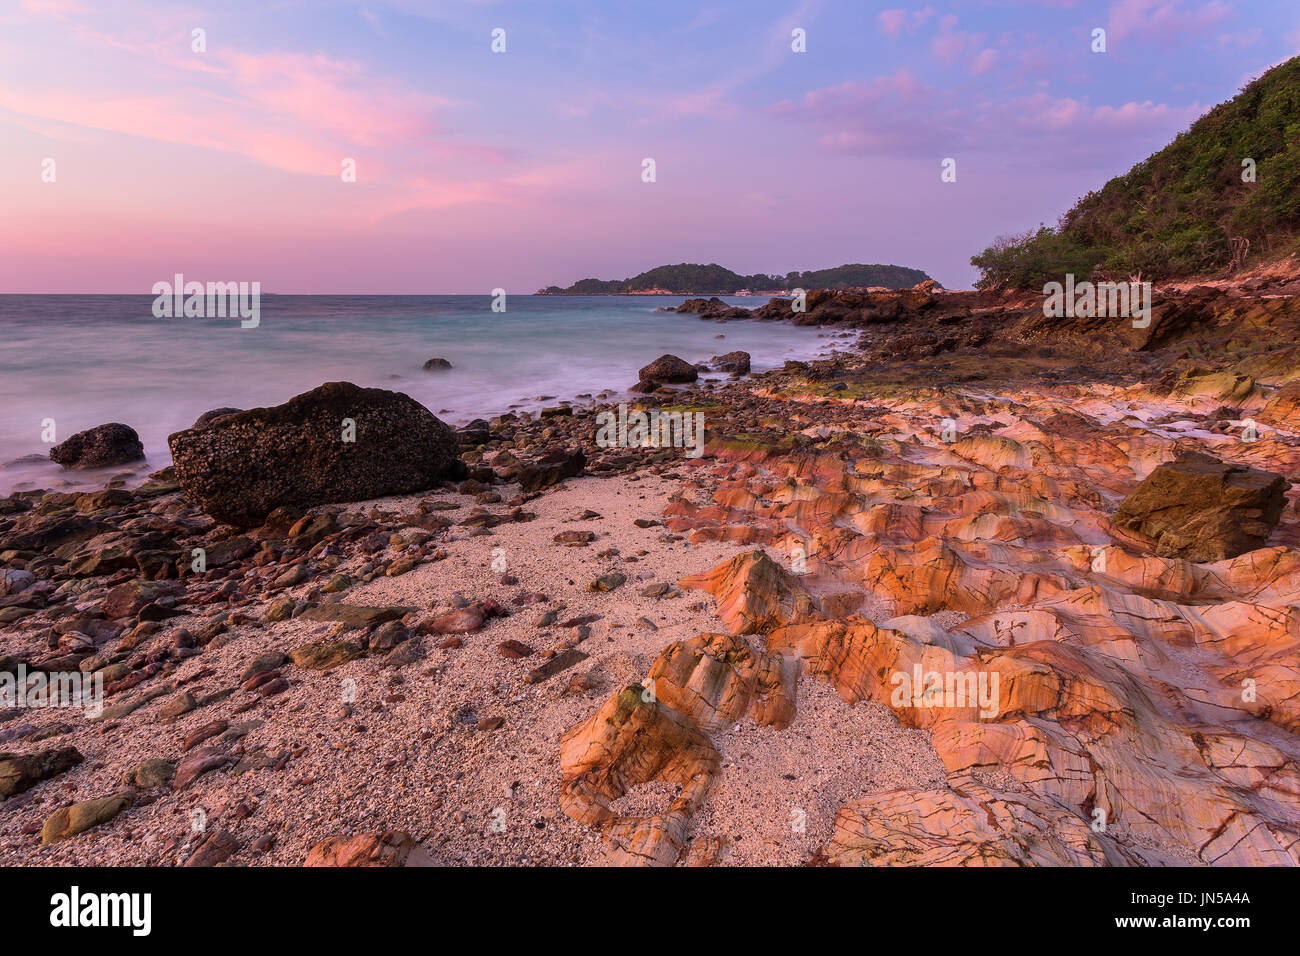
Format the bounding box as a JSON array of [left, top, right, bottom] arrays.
[[168, 382, 465, 527], [49, 423, 144, 469], [1112, 452, 1289, 562], [638, 354, 698, 383]]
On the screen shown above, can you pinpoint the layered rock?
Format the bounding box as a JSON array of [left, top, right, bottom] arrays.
[[558, 684, 719, 866], [304, 831, 415, 866], [818, 780, 1137, 866]]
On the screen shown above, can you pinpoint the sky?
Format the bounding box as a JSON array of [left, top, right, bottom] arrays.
[[1, 0, 1297, 292]]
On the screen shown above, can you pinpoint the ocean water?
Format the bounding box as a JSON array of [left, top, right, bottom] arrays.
[[0, 294, 840, 495]]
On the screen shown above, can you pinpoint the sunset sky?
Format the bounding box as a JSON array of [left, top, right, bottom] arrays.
[[1, 0, 1296, 292]]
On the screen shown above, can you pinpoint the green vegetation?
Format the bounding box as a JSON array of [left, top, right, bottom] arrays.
[[538, 261, 933, 294], [972, 56, 1300, 290]]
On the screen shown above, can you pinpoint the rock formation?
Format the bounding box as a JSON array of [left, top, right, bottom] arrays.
[[49, 423, 144, 469], [168, 381, 464, 526]]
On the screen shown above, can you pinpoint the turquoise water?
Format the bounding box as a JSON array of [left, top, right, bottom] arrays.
[[0, 294, 837, 494]]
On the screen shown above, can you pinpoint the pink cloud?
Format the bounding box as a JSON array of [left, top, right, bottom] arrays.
[[971, 48, 999, 75], [878, 9, 908, 38], [769, 69, 925, 121], [0, 47, 507, 184], [877, 6, 936, 38], [1107, 0, 1232, 43], [931, 32, 971, 63]]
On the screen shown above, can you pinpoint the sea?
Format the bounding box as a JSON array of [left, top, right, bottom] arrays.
[[0, 294, 841, 495]]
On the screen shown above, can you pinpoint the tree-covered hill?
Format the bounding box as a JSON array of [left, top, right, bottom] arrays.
[[972, 55, 1300, 290]]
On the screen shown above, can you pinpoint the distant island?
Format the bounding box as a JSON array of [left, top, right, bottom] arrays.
[[535, 262, 936, 295]]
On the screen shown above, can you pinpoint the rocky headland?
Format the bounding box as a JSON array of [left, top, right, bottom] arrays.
[[3, 276, 1300, 866]]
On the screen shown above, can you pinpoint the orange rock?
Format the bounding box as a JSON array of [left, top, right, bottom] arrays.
[[559, 684, 719, 866], [303, 831, 415, 866], [819, 780, 1138, 866]]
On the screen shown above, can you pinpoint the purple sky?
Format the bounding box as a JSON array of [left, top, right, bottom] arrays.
[[1, 0, 1295, 292]]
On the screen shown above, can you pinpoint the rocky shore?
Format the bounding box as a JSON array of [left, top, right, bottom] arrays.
[[3, 280, 1300, 866]]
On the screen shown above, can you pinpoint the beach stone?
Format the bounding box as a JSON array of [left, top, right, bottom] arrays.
[[205, 536, 255, 567], [386, 555, 419, 576], [638, 354, 698, 384], [185, 828, 239, 867], [159, 692, 197, 720], [243, 655, 288, 686], [517, 448, 585, 493], [263, 596, 296, 622], [525, 650, 589, 684], [290, 640, 363, 670], [168, 381, 465, 527], [49, 423, 144, 469], [422, 358, 453, 371], [322, 573, 352, 593], [367, 621, 408, 652], [383, 638, 425, 668], [173, 746, 231, 788], [74, 489, 133, 512], [288, 513, 337, 547], [296, 604, 411, 630], [588, 572, 627, 592], [1113, 452, 1289, 561], [256, 677, 289, 697], [273, 565, 309, 588], [0, 746, 83, 797], [183, 720, 230, 751], [41, 793, 132, 844], [125, 758, 175, 788], [101, 579, 176, 619]]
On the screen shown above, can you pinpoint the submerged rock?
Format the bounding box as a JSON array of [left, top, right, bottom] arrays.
[[638, 354, 698, 384], [710, 350, 751, 375], [168, 381, 465, 526], [49, 423, 144, 469]]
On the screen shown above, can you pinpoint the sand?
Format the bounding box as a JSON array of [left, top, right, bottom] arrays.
[[0, 469, 947, 866]]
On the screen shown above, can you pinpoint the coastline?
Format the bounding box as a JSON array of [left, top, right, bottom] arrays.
[[2, 281, 1300, 866], [0, 295, 842, 499]]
